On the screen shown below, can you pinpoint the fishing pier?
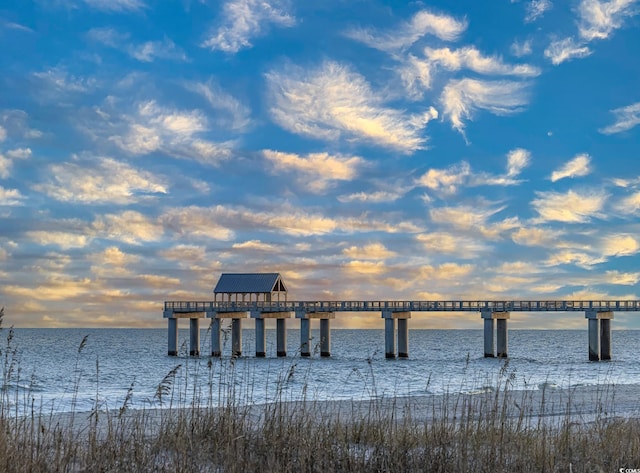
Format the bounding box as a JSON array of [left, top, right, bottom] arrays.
[[163, 273, 640, 361]]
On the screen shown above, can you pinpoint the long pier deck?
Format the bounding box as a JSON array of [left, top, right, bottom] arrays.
[[162, 300, 640, 361], [164, 299, 640, 313]]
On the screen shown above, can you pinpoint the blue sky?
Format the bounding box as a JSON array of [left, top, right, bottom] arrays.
[[1, 0, 640, 329]]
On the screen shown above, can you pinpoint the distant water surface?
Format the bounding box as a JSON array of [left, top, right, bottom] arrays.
[[3, 329, 639, 414]]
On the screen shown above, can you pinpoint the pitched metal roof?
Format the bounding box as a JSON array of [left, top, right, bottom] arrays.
[[213, 273, 287, 293]]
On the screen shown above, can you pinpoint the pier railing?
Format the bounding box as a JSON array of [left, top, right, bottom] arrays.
[[164, 300, 640, 313]]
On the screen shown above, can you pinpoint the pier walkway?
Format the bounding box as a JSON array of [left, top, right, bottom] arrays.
[[163, 299, 640, 361]]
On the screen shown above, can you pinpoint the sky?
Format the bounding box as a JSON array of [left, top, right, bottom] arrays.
[[1, 0, 640, 330]]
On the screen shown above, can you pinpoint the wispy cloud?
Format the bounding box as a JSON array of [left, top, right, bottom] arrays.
[[578, 0, 639, 40], [0, 186, 24, 206], [525, 0, 553, 22], [550, 153, 592, 181], [440, 78, 530, 135], [87, 28, 187, 63], [532, 189, 607, 222], [266, 60, 437, 153], [81, 0, 146, 12], [263, 150, 364, 193], [418, 148, 531, 196], [343, 243, 397, 260], [109, 100, 233, 165], [202, 0, 294, 53], [424, 46, 540, 76], [345, 9, 467, 53], [599, 101, 640, 134], [544, 0, 639, 65], [337, 190, 405, 203], [184, 79, 251, 132], [544, 37, 592, 64], [129, 38, 188, 62], [511, 39, 533, 57], [34, 156, 167, 204]]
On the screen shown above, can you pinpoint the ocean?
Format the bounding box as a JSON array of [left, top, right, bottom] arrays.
[[2, 328, 640, 415]]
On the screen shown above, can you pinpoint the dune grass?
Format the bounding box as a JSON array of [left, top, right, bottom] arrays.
[[1, 307, 639, 472]]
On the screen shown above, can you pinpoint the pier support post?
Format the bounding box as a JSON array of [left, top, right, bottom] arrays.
[[277, 318, 287, 357], [255, 317, 266, 357], [384, 318, 396, 358], [481, 311, 509, 358], [168, 318, 178, 356], [189, 318, 200, 356], [211, 318, 221, 357], [585, 310, 613, 361], [300, 317, 311, 357], [482, 311, 494, 358], [320, 318, 331, 357], [601, 318, 612, 361], [397, 318, 409, 358], [496, 318, 508, 358], [232, 318, 242, 357]]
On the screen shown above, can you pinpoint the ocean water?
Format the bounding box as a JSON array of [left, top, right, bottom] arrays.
[[2, 328, 639, 414]]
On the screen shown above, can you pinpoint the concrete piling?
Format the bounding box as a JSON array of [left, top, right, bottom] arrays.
[[211, 318, 221, 357], [397, 318, 409, 358], [255, 317, 266, 357], [189, 318, 200, 356], [300, 317, 311, 357], [601, 318, 612, 360], [168, 318, 178, 356], [320, 318, 331, 357], [384, 318, 396, 359], [277, 318, 287, 357], [232, 318, 242, 357], [586, 310, 613, 361], [496, 318, 508, 358], [483, 317, 494, 358]]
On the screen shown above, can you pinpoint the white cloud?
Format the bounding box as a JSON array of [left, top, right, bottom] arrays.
[[93, 211, 164, 244], [440, 78, 530, 135], [129, 38, 188, 62], [600, 233, 640, 256], [506, 148, 531, 177], [418, 149, 530, 195], [338, 190, 404, 203], [263, 150, 364, 193], [184, 79, 251, 132], [232, 240, 278, 252], [81, 0, 146, 12], [34, 156, 167, 204], [397, 54, 435, 98], [266, 60, 437, 153], [202, 0, 295, 53], [416, 232, 487, 258], [345, 9, 467, 53], [417, 162, 471, 195], [616, 191, 640, 213], [0, 148, 30, 178], [0, 186, 24, 206], [532, 189, 607, 222], [525, 0, 553, 22], [512, 226, 563, 246], [425, 46, 540, 76], [578, 0, 639, 41], [599, 101, 640, 134], [544, 37, 592, 64], [0, 126, 6, 142], [343, 243, 397, 260], [27, 231, 90, 249], [511, 39, 533, 57], [7, 148, 32, 159], [550, 153, 592, 181], [109, 100, 232, 165]]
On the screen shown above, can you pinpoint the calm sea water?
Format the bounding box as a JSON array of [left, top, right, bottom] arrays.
[[2, 328, 640, 414]]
